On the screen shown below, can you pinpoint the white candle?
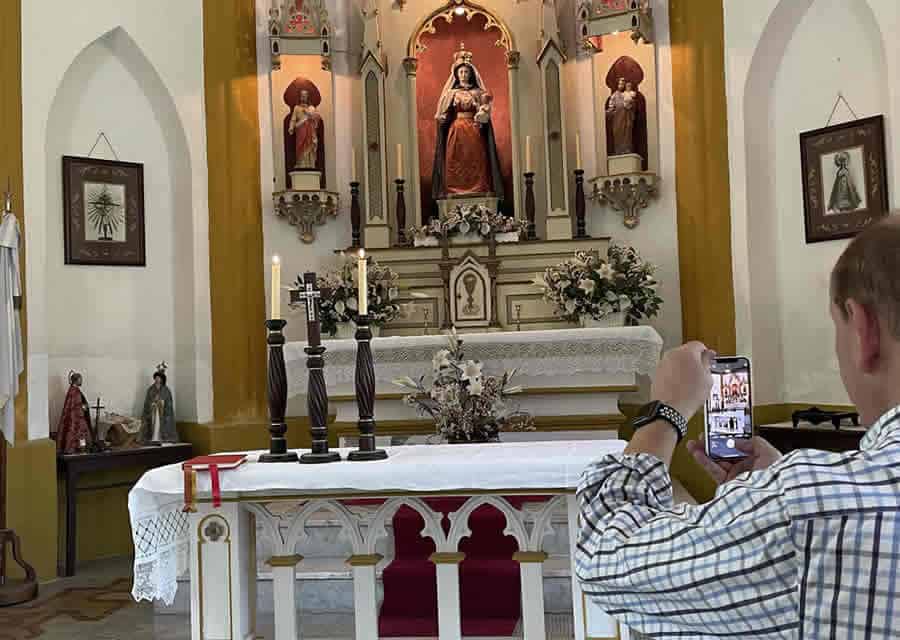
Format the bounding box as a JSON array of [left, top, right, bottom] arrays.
[[351, 147, 357, 182], [525, 136, 532, 173], [396, 144, 403, 179], [358, 249, 368, 315], [271, 255, 281, 319], [575, 131, 582, 169]]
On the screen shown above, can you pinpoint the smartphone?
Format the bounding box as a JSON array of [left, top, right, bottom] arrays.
[[704, 356, 753, 460]]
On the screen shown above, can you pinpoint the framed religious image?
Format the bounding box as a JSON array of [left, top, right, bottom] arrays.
[[799, 115, 888, 243], [62, 155, 146, 266]]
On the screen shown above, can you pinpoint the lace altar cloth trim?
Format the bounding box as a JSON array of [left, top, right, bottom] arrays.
[[284, 326, 662, 396], [128, 440, 626, 603]]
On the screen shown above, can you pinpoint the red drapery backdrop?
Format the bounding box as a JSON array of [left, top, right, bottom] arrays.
[[416, 14, 513, 218]]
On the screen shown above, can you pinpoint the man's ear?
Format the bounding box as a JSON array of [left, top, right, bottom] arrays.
[[846, 299, 881, 372]]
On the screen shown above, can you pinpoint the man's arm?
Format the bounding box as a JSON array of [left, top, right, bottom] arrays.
[[575, 454, 799, 637]]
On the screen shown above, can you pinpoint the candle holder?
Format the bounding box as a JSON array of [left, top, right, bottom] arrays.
[[350, 181, 362, 248], [524, 172, 537, 240], [348, 314, 388, 461], [259, 319, 300, 463], [395, 179, 407, 246], [574, 169, 589, 239]]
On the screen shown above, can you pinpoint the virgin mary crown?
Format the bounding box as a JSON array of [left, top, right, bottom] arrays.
[[453, 43, 474, 68]]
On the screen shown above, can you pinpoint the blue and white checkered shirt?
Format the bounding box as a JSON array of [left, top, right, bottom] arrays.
[[575, 405, 900, 638]]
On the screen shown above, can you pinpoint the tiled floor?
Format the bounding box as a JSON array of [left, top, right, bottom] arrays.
[[0, 558, 584, 639]]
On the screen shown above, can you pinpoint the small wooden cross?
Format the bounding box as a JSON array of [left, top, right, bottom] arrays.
[[292, 272, 324, 346], [92, 397, 106, 425]]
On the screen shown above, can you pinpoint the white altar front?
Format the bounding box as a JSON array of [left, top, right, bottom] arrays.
[[129, 440, 635, 640], [284, 327, 662, 427]]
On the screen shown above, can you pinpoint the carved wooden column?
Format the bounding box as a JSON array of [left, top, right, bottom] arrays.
[[402, 57, 423, 227], [506, 50, 523, 219]]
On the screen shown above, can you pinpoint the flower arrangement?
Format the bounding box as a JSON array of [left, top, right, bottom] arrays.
[[301, 254, 402, 336], [411, 204, 526, 243], [393, 330, 534, 443], [533, 244, 662, 325]]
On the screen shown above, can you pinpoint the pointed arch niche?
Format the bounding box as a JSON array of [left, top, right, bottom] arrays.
[[404, 2, 521, 225], [44, 27, 199, 421]]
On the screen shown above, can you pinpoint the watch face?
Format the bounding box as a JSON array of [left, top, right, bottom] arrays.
[[635, 400, 661, 425]]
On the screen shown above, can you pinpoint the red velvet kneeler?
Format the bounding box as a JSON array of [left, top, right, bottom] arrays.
[[378, 498, 524, 637]]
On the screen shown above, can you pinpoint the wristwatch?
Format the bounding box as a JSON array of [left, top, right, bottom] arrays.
[[631, 401, 688, 441]]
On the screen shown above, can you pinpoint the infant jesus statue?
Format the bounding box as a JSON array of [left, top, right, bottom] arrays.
[[475, 91, 493, 126]]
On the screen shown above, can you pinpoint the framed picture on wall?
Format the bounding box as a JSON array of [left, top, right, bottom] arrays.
[[799, 115, 888, 243], [62, 155, 146, 266]]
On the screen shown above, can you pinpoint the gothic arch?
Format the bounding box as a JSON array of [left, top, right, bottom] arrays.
[[407, 0, 516, 58]]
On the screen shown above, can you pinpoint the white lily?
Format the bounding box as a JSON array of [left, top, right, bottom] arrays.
[[618, 295, 632, 311], [459, 220, 471, 235], [578, 279, 596, 296], [531, 274, 546, 289], [388, 287, 399, 300], [334, 299, 346, 314], [480, 222, 491, 236], [468, 380, 484, 396], [392, 376, 420, 390], [432, 349, 452, 371], [565, 299, 577, 314], [461, 360, 483, 381], [595, 263, 615, 280], [347, 297, 358, 310]]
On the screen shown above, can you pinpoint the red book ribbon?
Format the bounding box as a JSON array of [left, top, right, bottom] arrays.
[[209, 464, 221, 508]]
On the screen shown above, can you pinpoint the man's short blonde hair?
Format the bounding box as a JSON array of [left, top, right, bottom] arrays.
[[831, 214, 900, 339]]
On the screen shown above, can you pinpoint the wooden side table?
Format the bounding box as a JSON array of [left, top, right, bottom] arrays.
[[57, 443, 192, 576]]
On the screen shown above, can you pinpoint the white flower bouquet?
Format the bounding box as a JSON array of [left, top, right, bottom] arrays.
[[393, 330, 534, 443], [410, 204, 526, 244], [303, 254, 402, 337], [533, 244, 662, 324]]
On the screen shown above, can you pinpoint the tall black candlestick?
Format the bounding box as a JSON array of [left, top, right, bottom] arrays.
[[348, 314, 388, 461], [524, 171, 536, 240], [574, 169, 589, 238], [296, 272, 341, 464], [395, 178, 407, 246], [350, 181, 361, 248], [259, 319, 299, 463]]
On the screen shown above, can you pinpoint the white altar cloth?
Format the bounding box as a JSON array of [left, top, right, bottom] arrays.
[[284, 326, 662, 398], [128, 440, 625, 604]]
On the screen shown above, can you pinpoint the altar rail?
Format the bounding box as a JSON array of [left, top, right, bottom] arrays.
[[190, 492, 626, 640]]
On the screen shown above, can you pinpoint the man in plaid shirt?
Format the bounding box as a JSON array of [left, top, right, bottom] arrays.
[[576, 216, 900, 638]]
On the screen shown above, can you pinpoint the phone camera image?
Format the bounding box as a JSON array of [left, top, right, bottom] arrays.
[[706, 361, 752, 459]]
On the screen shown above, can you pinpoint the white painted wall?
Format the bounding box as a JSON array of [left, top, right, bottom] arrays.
[[23, 1, 212, 437], [725, 0, 898, 406]]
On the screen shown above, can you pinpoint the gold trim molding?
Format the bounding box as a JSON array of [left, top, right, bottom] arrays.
[[430, 552, 466, 565], [267, 554, 303, 567], [347, 553, 384, 567], [408, 0, 514, 57], [512, 551, 548, 563]]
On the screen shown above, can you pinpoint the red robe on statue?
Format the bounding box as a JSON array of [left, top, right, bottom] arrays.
[[55, 384, 92, 454]]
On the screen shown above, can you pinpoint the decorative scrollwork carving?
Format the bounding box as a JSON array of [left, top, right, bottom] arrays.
[[362, 497, 447, 555], [446, 496, 530, 551], [409, 1, 515, 57], [274, 190, 340, 243], [592, 173, 658, 228]]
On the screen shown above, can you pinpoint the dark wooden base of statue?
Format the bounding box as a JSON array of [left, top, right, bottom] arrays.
[[574, 169, 589, 238], [348, 316, 387, 462], [524, 172, 537, 240], [260, 319, 299, 463]]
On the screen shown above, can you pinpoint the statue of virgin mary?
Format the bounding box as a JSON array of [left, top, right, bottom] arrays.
[[431, 45, 505, 207]]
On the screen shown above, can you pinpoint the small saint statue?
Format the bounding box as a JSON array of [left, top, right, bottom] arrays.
[[56, 371, 93, 454], [606, 77, 637, 155], [141, 362, 177, 443], [288, 89, 323, 170]]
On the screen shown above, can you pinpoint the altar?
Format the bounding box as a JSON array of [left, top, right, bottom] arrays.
[[284, 326, 662, 431], [129, 440, 635, 640]]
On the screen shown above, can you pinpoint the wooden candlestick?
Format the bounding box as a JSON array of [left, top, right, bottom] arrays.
[[524, 172, 536, 240], [295, 272, 341, 464], [574, 169, 589, 238], [395, 178, 407, 246], [348, 314, 388, 461], [350, 181, 361, 248], [259, 319, 299, 463]]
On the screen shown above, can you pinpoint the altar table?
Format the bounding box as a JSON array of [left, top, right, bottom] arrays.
[[285, 327, 662, 425], [129, 440, 631, 640]]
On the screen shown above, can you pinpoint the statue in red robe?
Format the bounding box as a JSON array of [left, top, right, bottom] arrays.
[[55, 371, 92, 454]]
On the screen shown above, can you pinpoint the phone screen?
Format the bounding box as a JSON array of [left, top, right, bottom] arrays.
[[705, 357, 752, 460]]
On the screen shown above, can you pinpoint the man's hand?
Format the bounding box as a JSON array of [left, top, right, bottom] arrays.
[[686, 437, 783, 485], [651, 341, 716, 420]]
